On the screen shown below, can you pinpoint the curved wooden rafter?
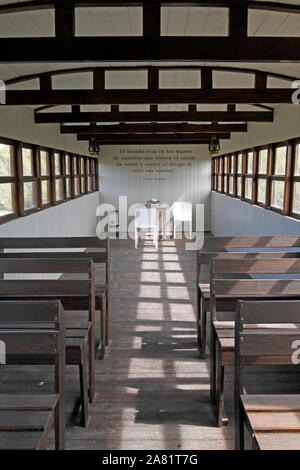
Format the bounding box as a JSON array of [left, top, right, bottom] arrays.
[[1, 0, 300, 15]]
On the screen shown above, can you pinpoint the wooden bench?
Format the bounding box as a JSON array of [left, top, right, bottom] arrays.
[[235, 300, 300, 450], [0, 236, 110, 359], [196, 236, 300, 358], [197, 251, 300, 358], [0, 300, 65, 450], [0, 257, 96, 426], [210, 257, 300, 426]]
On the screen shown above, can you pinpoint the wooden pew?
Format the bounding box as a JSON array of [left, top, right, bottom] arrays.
[[0, 257, 96, 426], [210, 257, 300, 426], [197, 251, 300, 358], [235, 300, 300, 450], [0, 300, 65, 450], [0, 237, 110, 358], [196, 236, 300, 358]]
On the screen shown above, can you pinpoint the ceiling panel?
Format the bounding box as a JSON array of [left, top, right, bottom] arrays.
[[161, 7, 228, 36], [106, 70, 147, 89], [0, 9, 54, 37], [52, 71, 93, 90], [75, 7, 142, 36]]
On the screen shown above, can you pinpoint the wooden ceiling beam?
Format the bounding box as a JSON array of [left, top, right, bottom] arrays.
[[61, 122, 247, 133], [55, 0, 75, 38], [6, 88, 293, 105], [229, 4, 248, 37], [35, 110, 273, 123], [1, 37, 300, 62], [1, 1, 300, 15], [77, 132, 231, 142]]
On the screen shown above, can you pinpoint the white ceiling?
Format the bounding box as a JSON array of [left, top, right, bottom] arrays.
[[0, 1, 299, 114]]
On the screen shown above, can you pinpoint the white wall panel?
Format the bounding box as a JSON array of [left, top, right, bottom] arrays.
[[99, 144, 211, 230], [211, 192, 300, 236], [0, 106, 90, 155], [212, 104, 300, 236], [0, 192, 100, 237]]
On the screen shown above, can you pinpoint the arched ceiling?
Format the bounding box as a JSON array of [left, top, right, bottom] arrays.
[[0, 0, 299, 144]]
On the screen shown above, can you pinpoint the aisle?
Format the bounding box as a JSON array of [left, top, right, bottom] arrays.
[[63, 238, 234, 450]]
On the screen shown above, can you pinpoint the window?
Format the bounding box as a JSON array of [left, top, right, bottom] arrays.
[[0, 136, 98, 225], [211, 157, 217, 190], [79, 157, 86, 194], [73, 156, 80, 197], [270, 144, 287, 212], [52, 151, 64, 203], [244, 150, 255, 202], [0, 139, 17, 222], [65, 153, 72, 200], [39, 148, 51, 207], [223, 156, 230, 194], [213, 138, 300, 222], [19, 144, 38, 215], [291, 141, 300, 217], [236, 153, 243, 198], [256, 147, 268, 206]]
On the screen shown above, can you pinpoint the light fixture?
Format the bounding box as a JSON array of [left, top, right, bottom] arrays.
[[89, 136, 100, 155], [208, 135, 220, 155]]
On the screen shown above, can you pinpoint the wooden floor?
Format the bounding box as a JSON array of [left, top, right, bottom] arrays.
[[2, 237, 300, 450], [67, 237, 235, 450]]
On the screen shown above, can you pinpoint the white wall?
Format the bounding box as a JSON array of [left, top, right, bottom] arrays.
[[0, 105, 100, 237], [0, 192, 100, 237], [99, 144, 211, 230], [212, 104, 300, 236], [211, 192, 300, 236], [0, 106, 90, 155]]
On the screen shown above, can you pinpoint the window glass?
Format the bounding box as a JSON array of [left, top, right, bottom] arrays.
[[295, 144, 300, 176], [41, 180, 50, 205], [23, 182, 36, 210], [40, 150, 49, 176], [271, 180, 285, 209], [0, 183, 14, 216], [237, 154, 243, 173], [55, 179, 63, 201], [22, 148, 34, 176], [245, 177, 252, 199], [293, 182, 300, 214], [74, 177, 80, 195], [229, 176, 234, 194], [258, 148, 268, 174], [65, 154, 71, 175], [274, 146, 287, 175], [54, 152, 61, 175], [0, 143, 13, 176], [66, 178, 71, 198], [247, 152, 253, 174], [257, 179, 266, 204], [237, 177, 242, 196]]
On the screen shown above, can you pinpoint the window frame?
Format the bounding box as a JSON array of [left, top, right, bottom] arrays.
[[213, 138, 300, 223], [38, 146, 52, 209], [0, 137, 18, 224], [0, 136, 98, 226], [269, 141, 289, 215], [18, 142, 39, 217]]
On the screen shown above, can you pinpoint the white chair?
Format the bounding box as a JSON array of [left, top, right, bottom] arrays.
[[108, 210, 119, 236], [135, 207, 158, 249], [173, 202, 192, 239]]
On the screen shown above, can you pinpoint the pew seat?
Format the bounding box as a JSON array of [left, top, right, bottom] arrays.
[[0, 431, 49, 450], [0, 395, 59, 447]]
